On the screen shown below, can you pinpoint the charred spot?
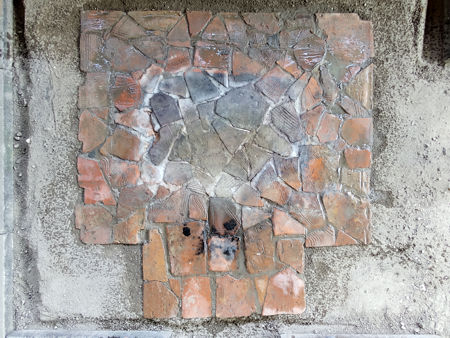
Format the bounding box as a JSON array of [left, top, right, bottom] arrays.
[[223, 248, 231, 257], [195, 238, 205, 255], [182, 226, 191, 237], [223, 219, 237, 231]]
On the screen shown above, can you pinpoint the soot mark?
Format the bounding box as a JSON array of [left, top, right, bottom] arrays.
[[196, 238, 205, 255], [182, 226, 191, 236], [223, 219, 237, 231]]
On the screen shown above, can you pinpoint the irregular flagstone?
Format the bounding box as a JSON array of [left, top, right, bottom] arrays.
[[243, 12, 280, 34], [287, 72, 309, 100], [143, 281, 178, 319], [272, 208, 306, 235], [341, 118, 373, 146], [110, 15, 147, 39], [232, 50, 265, 82], [241, 206, 271, 230], [223, 13, 249, 45], [216, 275, 257, 318], [245, 144, 272, 179], [206, 68, 228, 87], [277, 239, 305, 273], [78, 110, 107, 153], [212, 118, 249, 154], [256, 66, 295, 103], [216, 85, 269, 130], [197, 101, 216, 128], [208, 236, 239, 272], [140, 160, 163, 187], [129, 11, 181, 31], [80, 33, 106, 72], [182, 276, 212, 318], [254, 125, 292, 156], [143, 229, 168, 282], [100, 157, 140, 188], [344, 148, 372, 169], [233, 184, 264, 207], [244, 220, 275, 274], [277, 52, 303, 78], [336, 230, 359, 246], [293, 31, 325, 71], [166, 221, 206, 276], [116, 184, 153, 219], [105, 37, 149, 72], [341, 167, 370, 195], [133, 38, 165, 62], [208, 197, 241, 236], [320, 66, 339, 102], [148, 188, 189, 223], [77, 157, 116, 206], [202, 16, 228, 41], [114, 109, 154, 137], [150, 93, 181, 126], [187, 11, 212, 36], [305, 225, 336, 247], [113, 209, 145, 244], [140, 64, 163, 93], [255, 164, 291, 205], [166, 47, 191, 73], [339, 95, 368, 117], [167, 16, 191, 47], [300, 104, 324, 137], [101, 128, 149, 162], [271, 104, 302, 142], [214, 173, 242, 198], [75, 205, 113, 244], [345, 64, 374, 110], [169, 279, 181, 297], [302, 76, 323, 111], [178, 98, 198, 123], [188, 193, 208, 220], [262, 268, 305, 315], [169, 133, 192, 162], [111, 74, 141, 111], [149, 123, 182, 165], [323, 191, 370, 243], [273, 156, 301, 190], [288, 190, 326, 231], [254, 275, 269, 306], [194, 44, 230, 69], [159, 76, 188, 97], [78, 73, 109, 109], [317, 113, 341, 143], [249, 48, 283, 68], [81, 10, 125, 33], [224, 149, 250, 180], [163, 161, 193, 186], [185, 69, 220, 103]]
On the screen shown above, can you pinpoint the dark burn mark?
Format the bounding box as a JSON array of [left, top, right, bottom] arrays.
[[182, 226, 191, 236], [223, 219, 237, 231], [223, 248, 231, 257], [195, 237, 205, 255]]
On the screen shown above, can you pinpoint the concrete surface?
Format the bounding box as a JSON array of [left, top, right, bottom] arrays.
[[10, 0, 450, 336]]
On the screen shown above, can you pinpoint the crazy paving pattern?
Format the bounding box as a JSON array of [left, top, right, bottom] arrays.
[[76, 10, 374, 319]]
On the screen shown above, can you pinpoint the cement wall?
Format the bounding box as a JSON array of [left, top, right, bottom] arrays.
[[12, 0, 450, 336]]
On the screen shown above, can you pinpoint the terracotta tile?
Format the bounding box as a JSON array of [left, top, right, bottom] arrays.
[[216, 275, 257, 318], [272, 208, 306, 236], [341, 118, 373, 146], [223, 13, 248, 45], [244, 221, 275, 274], [277, 52, 302, 78], [254, 275, 269, 306], [188, 193, 208, 220], [166, 47, 191, 73], [75, 205, 113, 244], [80, 33, 105, 72], [78, 110, 107, 153], [271, 104, 302, 142], [116, 184, 153, 219], [105, 37, 149, 72], [113, 209, 145, 244], [77, 157, 116, 206], [208, 236, 239, 272], [301, 104, 323, 136], [143, 281, 178, 318], [274, 156, 301, 190], [194, 44, 230, 69], [233, 184, 264, 207], [78, 73, 109, 109], [114, 109, 154, 137], [341, 167, 370, 195], [320, 66, 339, 103], [206, 68, 228, 87], [169, 278, 181, 297], [345, 65, 373, 110], [301, 76, 323, 111], [143, 229, 168, 281], [256, 66, 295, 103], [262, 268, 305, 315], [111, 74, 141, 111], [293, 31, 325, 71], [81, 10, 124, 33], [277, 239, 305, 273], [100, 128, 149, 162], [110, 15, 146, 39], [323, 191, 370, 243], [149, 188, 189, 223], [187, 11, 212, 36], [133, 38, 165, 63], [182, 276, 212, 318], [167, 16, 191, 47], [243, 13, 280, 35], [90, 107, 109, 120], [335, 230, 358, 246], [242, 207, 271, 230], [208, 197, 241, 236], [100, 157, 140, 188], [305, 225, 336, 247], [166, 221, 206, 276], [344, 148, 371, 169], [163, 162, 193, 186], [155, 186, 171, 199], [202, 16, 228, 41], [317, 113, 341, 143], [129, 11, 181, 31], [288, 191, 326, 231], [255, 165, 291, 206], [232, 50, 265, 81], [339, 95, 367, 117]]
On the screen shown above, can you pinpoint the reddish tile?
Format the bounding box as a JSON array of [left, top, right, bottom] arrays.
[[243, 13, 280, 34], [302, 76, 323, 111], [277, 52, 303, 78], [256, 66, 295, 103], [254, 275, 269, 306], [77, 157, 116, 206], [78, 73, 109, 109], [111, 75, 141, 111], [100, 157, 140, 188], [133, 38, 165, 63], [90, 107, 109, 120], [202, 16, 228, 41], [110, 15, 146, 39], [75, 205, 113, 244], [320, 66, 339, 102], [233, 184, 264, 207], [344, 148, 372, 169], [272, 208, 306, 236], [81, 10, 124, 33], [244, 221, 275, 274], [317, 113, 341, 143], [255, 165, 291, 206], [345, 64, 374, 110], [100, 128, 149, 162], [113, 209, 145, 244], [293, 31, 325, 71], [143, 281, 178, 319], [167, 16, 191, 47], [341, 118, 373, 146], [116, 184, 153, 219], [208, 236, 239, 272], [166, 221, 206, 276], [114, 108, 154, 137], [194, 44, 230, 69], [188, 193, 208, 220], [182, 276, 212, 318], [129, 11, 181, 31], [336, 230, 358, 246], [169, 279, 181, 297], [274, 156, 301, 190], [301, 104, 323, 136], [305, 225, 336, 247], [143, 229, 168, 282], [140, 64, 163, 93], [288, 191, 326, 231], [80, 33, 105, 72], [187, 11, 212, 36], [323, 191, 370, 243], [277, 239, 304, 273], [262, 268, 305, 315], [166, 47, 191, 73], [339, 95, 367, 117], [341, 167, 370, 195], [156, 186, 171, 199], [216, 275, 257, 318], [105, 37, 149, 72], [242, 207, 271, 230], [149, 189, 189, 223], [223, 13, 248, 45], [232, 50, 265, 81], [78, 110, 107, 153]]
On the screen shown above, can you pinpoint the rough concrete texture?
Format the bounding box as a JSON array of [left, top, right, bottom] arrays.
[[12, 0, 449, 336]]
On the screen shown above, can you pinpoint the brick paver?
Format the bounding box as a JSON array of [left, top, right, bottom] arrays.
[[77, 10, 374, 319]]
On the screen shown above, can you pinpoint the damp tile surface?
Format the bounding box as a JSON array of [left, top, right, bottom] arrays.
[[76, 10, 374, 319]]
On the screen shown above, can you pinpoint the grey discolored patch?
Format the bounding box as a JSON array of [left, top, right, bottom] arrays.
[[148, 123, 182, 165], [184, 70, 220, 103], [212, 118, 250, 154], [158, 76, 188, 97], [150, 93, 181, 126], [254, 124, 292, 156]]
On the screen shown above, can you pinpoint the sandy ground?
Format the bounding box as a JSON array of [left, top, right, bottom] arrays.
[[11, 0, 450, 336]]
